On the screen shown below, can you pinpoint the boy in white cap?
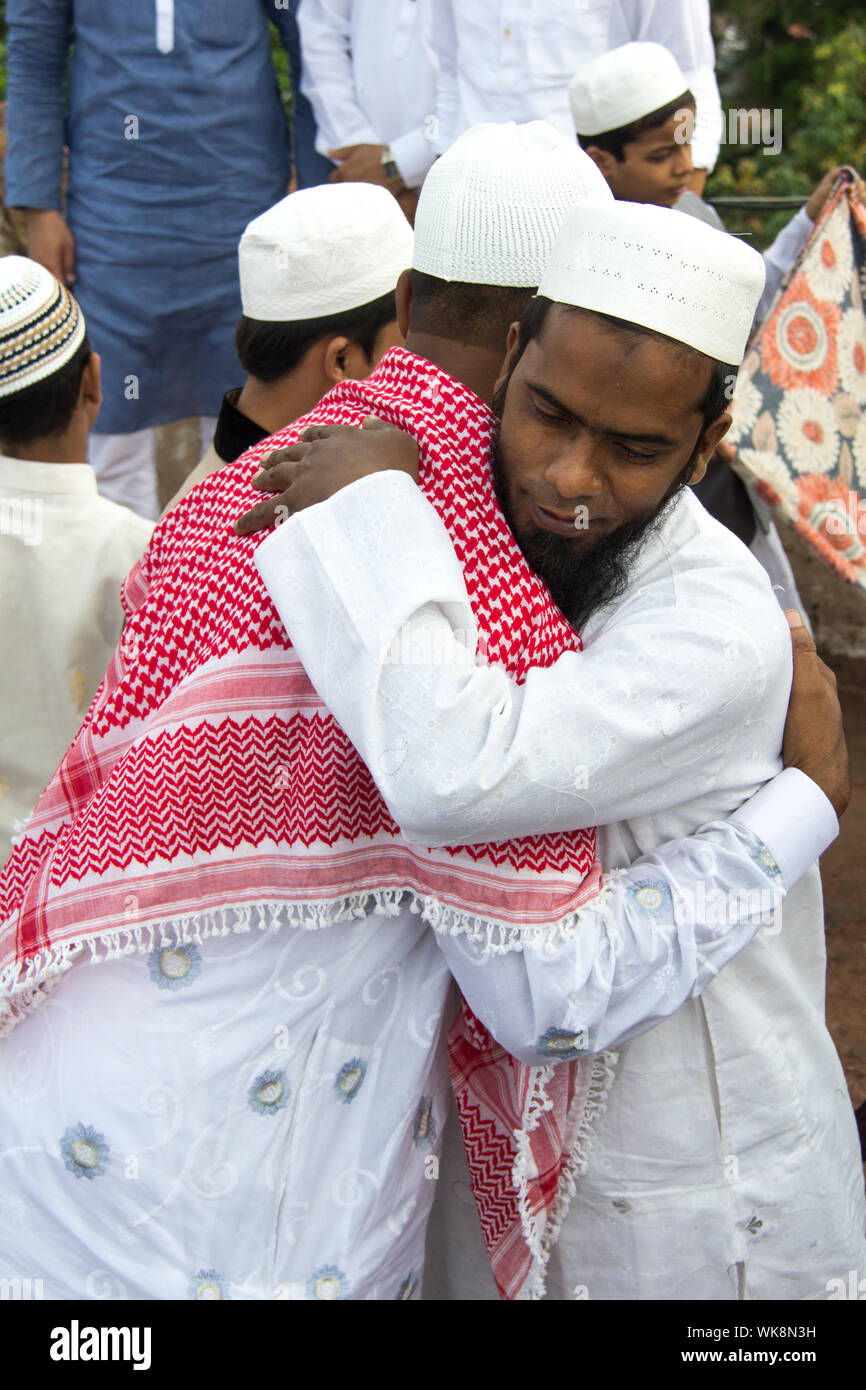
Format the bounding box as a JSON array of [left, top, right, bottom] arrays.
[[569, 42, 865, 326], [0, 257, 152, 867], [247, 196, 865, 1299], [568, 40, 866, 613], [569, 41, 698, 210], [166, 184, 410, 511], [0, 128, 851, 1303]]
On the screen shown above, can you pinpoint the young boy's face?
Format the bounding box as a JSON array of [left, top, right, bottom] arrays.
[[595, 107, 696, 208]]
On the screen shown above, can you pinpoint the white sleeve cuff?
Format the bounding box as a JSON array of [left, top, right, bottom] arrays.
[[728, 766, 838, 889], [390, 127, 437, 189]]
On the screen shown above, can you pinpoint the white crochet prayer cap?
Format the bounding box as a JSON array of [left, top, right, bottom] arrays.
[[538, 200, 766, 363], [569, 42, 691, 137], [413, 120, 613, 287], [240, 184, 413, 321], [0, 256, 86, 398]]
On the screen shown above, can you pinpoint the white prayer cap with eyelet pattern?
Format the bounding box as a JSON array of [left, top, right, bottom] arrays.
[[538, 200, 766, 364], [239, 183, 414, 322], [0, 256, 86, 398], [412, 121, 613, 287], [569, 42, 691, 137]]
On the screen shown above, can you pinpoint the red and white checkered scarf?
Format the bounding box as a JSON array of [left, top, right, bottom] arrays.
[[0, 348, 607, 1300]]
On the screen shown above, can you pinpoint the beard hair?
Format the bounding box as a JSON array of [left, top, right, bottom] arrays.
[[490, 384, 696, 630]]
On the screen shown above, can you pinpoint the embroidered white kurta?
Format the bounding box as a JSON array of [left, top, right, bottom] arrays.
[[256, 470, 866, 1299], [0, 487, 836, 1299], [0, 806, 822, 1300]]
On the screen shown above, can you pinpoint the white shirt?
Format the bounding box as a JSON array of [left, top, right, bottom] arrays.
[[0, 794, 827, 1301], [0, 909, 453, 1300], [432, 0, 724, 171], [257, 471, 866, 1299], [299, 0, 439, 188], [0, 472, 837, 1303], [0, 696, 831, 1304], [0, 457, 153, 865], [1, 450, 854, 1307]]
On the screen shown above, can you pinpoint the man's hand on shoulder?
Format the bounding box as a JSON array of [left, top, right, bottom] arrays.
[[234, 416, 420, 535], [783, 611, 850, 818]]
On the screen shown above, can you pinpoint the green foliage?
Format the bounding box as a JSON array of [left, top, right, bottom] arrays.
[[269, 21, 294, 117], [711, 4, 866, 245], [795, 29, 866, 171]]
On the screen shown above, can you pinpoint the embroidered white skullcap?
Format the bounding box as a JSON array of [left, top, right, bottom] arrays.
[[413, 121, 613, 287], [240, 184, 413, 321], [569, 42, 691, 137], [0, 256, 86, 398], [538, 200, 766, 363]]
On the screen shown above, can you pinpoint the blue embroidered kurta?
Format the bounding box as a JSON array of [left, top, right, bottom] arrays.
[[4, 0, 331, 433]]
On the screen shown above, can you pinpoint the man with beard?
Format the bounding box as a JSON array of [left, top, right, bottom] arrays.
[[0, 129, 852, 1302], [245, 198, 865, 1300]]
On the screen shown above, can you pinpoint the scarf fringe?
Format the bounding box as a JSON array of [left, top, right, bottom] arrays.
[[1, 873, 626, 1037], [512, 1064, 557, 1280], [417, 869, 623, 956], [513, 1049, 619, 1302], [0, 888, 411, 1036]]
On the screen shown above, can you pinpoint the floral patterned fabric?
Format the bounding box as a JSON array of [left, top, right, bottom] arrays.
[[729, 170, 866, 593]]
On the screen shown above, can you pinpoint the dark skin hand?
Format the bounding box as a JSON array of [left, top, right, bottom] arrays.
[[782, 611, 850, 818], [234, 416, 419, 536], [234, 423, 850, 819], [805, 165, 866, 221]]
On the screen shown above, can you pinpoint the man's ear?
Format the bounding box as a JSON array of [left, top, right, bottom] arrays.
[[323, 335, 352, 383], [584, 145, 615, 184], [396, 268, 413, 339], [80, 351, 102, 428], [689, 413, 732, 486], [493, 322, 522, 401]]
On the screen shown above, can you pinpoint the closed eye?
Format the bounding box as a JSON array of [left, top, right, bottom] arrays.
[[615, 442, 660, 462], [530, 399, 567, 427]]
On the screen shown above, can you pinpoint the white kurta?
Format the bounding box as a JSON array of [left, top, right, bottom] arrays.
[[431, 0, 723, 172], [256, 470, 866, 1299], [299, 0, 439, 188], [0, 457, 153, 866], [0, 805, 824, 1300], [0, 913, 452, 1301], [0, 504, 838, 1303]]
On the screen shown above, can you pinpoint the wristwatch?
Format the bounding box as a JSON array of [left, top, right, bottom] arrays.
[[381, 147, 403, 185]]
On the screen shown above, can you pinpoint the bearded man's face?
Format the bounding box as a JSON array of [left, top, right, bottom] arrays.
[[490, 305, 731, 628]]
